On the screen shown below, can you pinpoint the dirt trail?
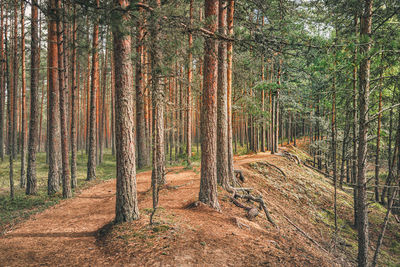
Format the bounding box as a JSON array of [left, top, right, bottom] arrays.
[[0, 153, 274, 267]]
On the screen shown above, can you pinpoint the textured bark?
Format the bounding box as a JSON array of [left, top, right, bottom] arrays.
[[5, 16, 13, 198], [226, 0, 235, 183], [0, 3, 4, 161], [20, 1, 26, 188], [374, 69, 383, 202], [99, 34, 109, 165], [57, 0, 72, 199], [199, 0, 220, 210], [150, 0, 166, 189], [47, 0, 60, 195], [186, 0, 193, 165], [113, 0, 140, 223], [12, 0, 18, 158], [87, 0, 100, 181], [70, 4, 77, 189], [332, 49, 337, 232], [136, 6, 149, 169], [217, 0, 229, 188], [357, 1, 373, 266], [26, 0, 40, 195]]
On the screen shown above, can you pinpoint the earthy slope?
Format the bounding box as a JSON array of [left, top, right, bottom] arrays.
[[0, 148, 399, 266]]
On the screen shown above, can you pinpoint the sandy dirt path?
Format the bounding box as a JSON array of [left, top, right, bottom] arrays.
[[0, 154, 271, 267]]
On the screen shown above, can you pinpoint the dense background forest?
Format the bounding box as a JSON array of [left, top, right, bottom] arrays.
[[0, 0, 400, 266]]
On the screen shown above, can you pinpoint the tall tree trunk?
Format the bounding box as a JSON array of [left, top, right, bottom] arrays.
[[112, 0, 140, 223], [217, 0, 229, 188], [47, 0, 60, 195], [199, 0, 220, 210], [357, 1, 373, 265], [20, 1, 26, 188], [26, 0, 40, 195], [136, 6, 149, 169], [70, 4, 77, 189], [57, 0, 72, 198], [352, 14, 359, 227], [0, 3, 5, 162], [150, 0, 166, 192], [186, 0, 193, 166], [332, 47, 337, 232], [87, 0, 100, 181], [374, 59, 383, 202], [5, 16, 13, 199], [226, 0, 235, 183]]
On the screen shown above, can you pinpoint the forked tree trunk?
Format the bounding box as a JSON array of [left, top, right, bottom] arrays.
[[199, 0, 220, 210], [112, 0, 140, 223]]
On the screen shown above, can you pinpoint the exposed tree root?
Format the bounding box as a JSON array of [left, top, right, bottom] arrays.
[[234, 169, 245, 182], [231, 191, 277, 227], [282, 151, 301, 165]]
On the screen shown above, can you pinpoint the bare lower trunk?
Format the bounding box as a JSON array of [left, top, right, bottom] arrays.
[[199, 0, 220, 210], [113, 0, 140, 223]]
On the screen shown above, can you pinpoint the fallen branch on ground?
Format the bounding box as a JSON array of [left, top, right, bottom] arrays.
[[282, 214, 328, 254], [262, 162, 287, 179]]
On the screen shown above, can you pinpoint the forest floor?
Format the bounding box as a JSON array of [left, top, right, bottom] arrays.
[[0, 142, 399, 266]]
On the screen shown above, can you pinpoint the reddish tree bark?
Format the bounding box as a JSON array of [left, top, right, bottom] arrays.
[[112, 0, 140, 223], [199, 0, 220, 210], [47, 0, 60, 195]]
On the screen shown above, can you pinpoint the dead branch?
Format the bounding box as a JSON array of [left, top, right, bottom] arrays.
[[262, 162, 287, 179], [282, 214, 328, 254]]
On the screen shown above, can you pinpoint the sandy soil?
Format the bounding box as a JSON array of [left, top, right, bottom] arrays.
[[0, 152, 339, 267]]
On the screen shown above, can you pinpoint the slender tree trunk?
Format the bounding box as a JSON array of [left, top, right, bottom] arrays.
[[70, 4, 77, 189], [332, 45, 337, 233], [226, 0, 235, 182], [150, 0, 166, 189], [5, 17, 13, 199], [199, 0, 220, 210], [26, 0, 40, 195], [20, 1, 26, 188], [112, 0, 140, 223], [357, 1, 373, 265], [217, 0, 229, 188], [136, 6, 149, 169], [57, 0, 72, 198], [352, 14, 359, 227], [47, 0, 60, 195], [186, 0, 193, 165], [374, 61, 383, 202], [0, 3, 5, 162], [87, 0, 99, 181]]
